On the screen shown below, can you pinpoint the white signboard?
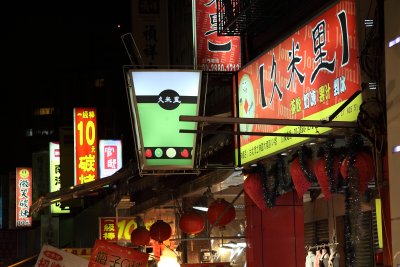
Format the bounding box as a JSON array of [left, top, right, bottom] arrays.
[[99, 140, 122, 178], [35, 244, 89, 267]]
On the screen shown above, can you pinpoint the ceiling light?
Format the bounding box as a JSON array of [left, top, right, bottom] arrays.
[[192, 187, 214, 212]]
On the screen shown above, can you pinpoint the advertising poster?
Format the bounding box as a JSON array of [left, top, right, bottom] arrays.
[[89, 239, 148, 267], [195, 0, 241, 71], [237, 0, 362, 165], [35, 244, 89, 267], [16, 167, 32, 227], [74, 107, 98, 185], [99, 140, 122, 178], [127, 70, 202, 171]]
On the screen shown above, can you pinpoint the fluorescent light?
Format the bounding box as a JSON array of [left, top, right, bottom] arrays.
[[389, 36, 400, 48], [364, 19, 374, 27], [393, 145, 400, 153], [193, 206, 208, 212]]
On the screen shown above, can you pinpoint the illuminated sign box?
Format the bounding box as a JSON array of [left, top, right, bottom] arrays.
[[49, 142, 70, 214], [16, 167, 32, 227], [73, 107, 98, 185], [126, 69, 202, 171], [236, 0, 362, 165], [99, 140, 122, 178]]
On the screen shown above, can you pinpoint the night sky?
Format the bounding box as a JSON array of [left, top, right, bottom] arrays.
[[1, 2, 132, 172]]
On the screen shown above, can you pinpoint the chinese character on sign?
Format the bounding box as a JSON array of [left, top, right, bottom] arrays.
[[55, 164, 61, 185], [304, 92, 310, 110], [310, 20, 336, 84], [334, 76, 346, 96], [269, 54, 283, 104], [286, 38, 305, 89], [78, 154, 96, 172], [143, 24, 158, 61], [204, 0, 231, 52], [95, 251, 108, 265]]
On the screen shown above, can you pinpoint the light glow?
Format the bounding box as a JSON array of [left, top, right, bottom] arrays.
[[389, 36, 400, 47], [158, 249, 180, 267]]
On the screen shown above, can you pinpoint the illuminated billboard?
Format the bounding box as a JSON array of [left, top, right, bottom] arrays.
[[73, 108, 98, 185], [194, 0, 241, 71], [126, 69, 202, 171], [99, 140, 122, 178], [49, 142, 70, 214], [16, 167, 32, 227], [237, 0, 362, 165]]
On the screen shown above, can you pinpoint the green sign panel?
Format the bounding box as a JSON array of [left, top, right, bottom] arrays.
[[127, 70, 202, 171]]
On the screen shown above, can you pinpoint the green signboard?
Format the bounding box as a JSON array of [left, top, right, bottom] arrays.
[[127, 69, 202, 171]]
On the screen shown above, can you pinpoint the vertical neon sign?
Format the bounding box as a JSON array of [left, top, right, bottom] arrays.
[[74, 108, 98, 185], [16, 167, 32, 227]]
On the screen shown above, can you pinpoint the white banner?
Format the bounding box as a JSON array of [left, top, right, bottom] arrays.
[[35, 244, 89, 267]]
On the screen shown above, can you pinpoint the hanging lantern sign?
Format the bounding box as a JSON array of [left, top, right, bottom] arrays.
[[207, 198, 236, 227], [131, 226, 151, 246], [179, 210, 205, 236], [150, 220, 172, 244]]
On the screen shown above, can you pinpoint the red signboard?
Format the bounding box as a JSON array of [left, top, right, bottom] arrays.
[[195, 0, 241, 71], [74, 107, 98, 185], [16, 167, 32, 227], [104, 145, 117, 169], [99, 218, 118, 242], [99, 217, 139, 243], [237, 0, 362, 164], [89, 239, 148, 267]]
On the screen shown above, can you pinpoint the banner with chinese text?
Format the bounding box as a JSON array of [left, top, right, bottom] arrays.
[[127, 69, 201, 171], [195, 0, 241, 71], [99, 140, 122, 178], [16, 167, 32, 227], [99, 217, 138, 243], [50, 142, 70, 214], [236, 0, 362, 165], [89, 239, 148, 267], [74, 107, 98, 185], [35, 244, 89, 267]]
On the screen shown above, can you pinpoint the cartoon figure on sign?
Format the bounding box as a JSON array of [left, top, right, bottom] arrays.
[[238, 74, 255, 140]]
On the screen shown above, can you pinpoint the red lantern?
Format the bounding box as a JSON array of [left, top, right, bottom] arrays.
[[290, 157, 312, 198], [179, 210, 205, 235], [207, 198, 236, 227], [244, 173, 268, 211], [314, 156, 340, 199], [149, 220, 172, 243], [340, 151, 374, 193], [130, 226, 151, 246]]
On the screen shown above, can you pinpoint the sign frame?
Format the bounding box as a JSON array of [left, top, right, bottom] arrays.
[[125, 68, 202, 172]]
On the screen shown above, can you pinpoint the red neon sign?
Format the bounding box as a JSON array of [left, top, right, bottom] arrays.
[[196, 0, 241, 71], [74, 107, 98, 185]]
